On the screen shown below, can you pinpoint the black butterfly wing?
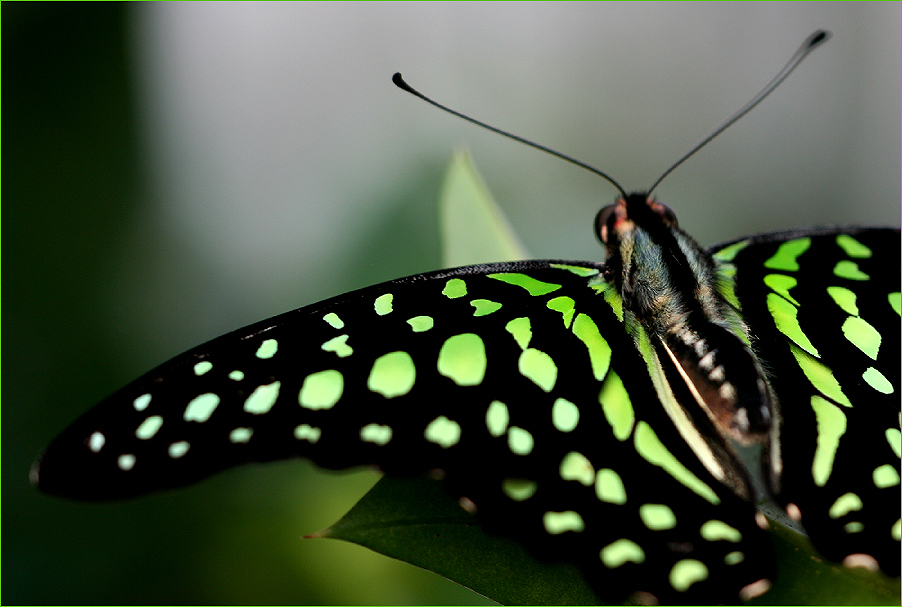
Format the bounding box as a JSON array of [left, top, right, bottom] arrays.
[[712, 227, 901, 577], [34, 260, 772, 603]]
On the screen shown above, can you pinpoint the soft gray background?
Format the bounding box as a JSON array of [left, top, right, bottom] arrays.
[[6, 2, 899, 604]]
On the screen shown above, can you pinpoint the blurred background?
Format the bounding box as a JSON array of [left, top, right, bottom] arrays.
[[5, 3, 899, 604]]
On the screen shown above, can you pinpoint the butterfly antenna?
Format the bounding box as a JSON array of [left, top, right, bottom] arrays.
[[393, 72, 628, 199], [647, 30, 831, 194]]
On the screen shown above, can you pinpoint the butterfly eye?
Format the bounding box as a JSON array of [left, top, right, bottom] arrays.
[[595, 204, 618, 244], [650, 200, 679, 228]]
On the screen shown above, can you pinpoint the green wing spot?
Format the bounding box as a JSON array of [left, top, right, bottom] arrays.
[[599, 370, 634, 442], [486, 400, 509, 437], [502, 478, 537, 501], [886, 428, 901, 458], [863, 367, 894, 394], [836, 234, 873, 258], [634, 421, 720, 505], [117, 454, 136, 471], [488, 272, 561, 296], [810, 395, 847, 486], [712, 239, 749, 263], [294, 424, 321, 443], [424, 416, 461, 448], [596, 468, 627, 504], [600, 539, 645, 568], [764, 237, 810, 271], [767, 292, 819, 356], [168, 441, 190, 459], [890, 292, 901, 316], [374, 293, 393, 316], [639, 504, 677, 530], [518, 348, 558, 392], [135, 416, 163, 440], [670, 559, 708, 592], [255, 338, 278, 359], [789, 344, 853, 407], [559, 451, 595, 486], [764, 273, 799, 305], [229, 427, 253, 443], [299, 370, 344, 410], [323, 312, 344, 329], [724, 551, 745, 566], [244, 381, 281, 414], [827, 286, 859, 316], [844, 521, 864, 533], [842, 316, 881, 359], [360, 423, 393, 445], [543, 511, 585, 534], [505, 317, 532, 350], [552, 398, 579, 432], [873, 464, 900, 488], [133, 394, 151, 411], [442, 278, 467, 299], [228, 370, 244, 381], [894, 520, 901, 541], [437, 333, 487, 386], [833, 260, 870, 280], [572, 313, 613, 380], [88, 432, 105, 452], [470, 298, 502, 316], [829, 492, 863, 519], [184, 393, 220, 422], [193, 361, 213, 376], [508, 426, 534, 455], [407, 315, 434, 332], [546, 296, 576, 328], [700, 520, 742, 542], [321, 334, 353, 358], [550, 263, 600, 277], [368, 351, 416, 398]]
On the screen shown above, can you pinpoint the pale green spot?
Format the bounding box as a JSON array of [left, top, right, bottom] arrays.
[[767, 293, 819, 356], [256, 338, 278, 359], [844, 521, 864, 533], [834, 260, 870, 280], [229, 427, 253, 443], [424, 416, 461, 448], [168, 441, 190, 458], [550, 263, 600, 277], [133, 394, 151, 411], [890, 292, 901, 316], [827, 286, 859, 316], [873, 464, 900, 488], [559, 451, 594, 486], [543, 511, 585, 534], [886, 428, 901, 458], [502, 478, 537, 501], [810, 395, 847, 486], [442, 278, 467, 299], [599, 370, 634, 442], [639, 504, 677, 530], [863, 367, 894, 394], [322, 334, 353, 357], [117, 454, 136, 470], [193, 361, 213, 376], [299, 370, 344, 410], [470, 299, 502, 316], [670, 559, 708, 592], [842, 316, 881, 359], [244, 381, 281, 414], [505, 317, 532, 349], [488, 272, 561, 296], [518, 348, 557, 392], [437, 333, 486, 386], [323, 312, 344, 329], [552, 398, 579, 432], [712, 239, 749, 263], [634, 421, 720, 504], [135, 416, 163, 440], [88, 432, 105, 452], [228, 370, 244, 381], [508, 426, 534, 455], [294, 424, 321, 443], [486, 400, 509, 437], [789, 344, 853, 407], [596, 468, 627, 504], [893, 520, 901, 541], [368, 351, 416, 398], [836, 234, 872, 258], [764, 238, 810, 271], [764, 274, 799, 305], [374, 293, 393, 315], [360, 423, 393, 445], [829, 492, 863, 519], [600, 539, 645, 567], [700, 520, 742, 542], [546, 296, 576, 327], [407, 315, 434, 332], [184, 393, 220, 422], [572, 313, 612, 380], [724, 551, 745, 565], [602, 283, 624, 321]]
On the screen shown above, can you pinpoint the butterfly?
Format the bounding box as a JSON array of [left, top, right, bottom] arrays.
[[32, 30, 900, 604]]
